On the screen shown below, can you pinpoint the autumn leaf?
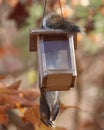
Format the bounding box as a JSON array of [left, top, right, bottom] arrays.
[[22, 89, 40, 101], [6, 0, 19, 7], [0, 80, 21, 94], [0, 104, 13, 125], [0, 0, 3, 4], [0, 113, 9, 125], [0, 75, 8, 80], [5, 45, 22, 56], [77, 33, 83, 43], [24, 105, 41, 126], [0, 79, 39, 106], [7, 80, 21, 90], [0, 48, 7, 57], [0, 104, 13, 113], [54, 127, 67, 130], [8, 1, 29, 28], [0, 77, 40, 126], [0, 94, 36, 107]]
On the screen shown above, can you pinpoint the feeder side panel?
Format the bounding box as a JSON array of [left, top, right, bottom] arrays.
[[30, 32, 38, 51]]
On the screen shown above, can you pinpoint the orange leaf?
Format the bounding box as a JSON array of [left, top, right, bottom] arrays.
[[0, 113, 9, 125], [77, 33, 83, 43], [54, 127, 67, 130], [0, 48, 7, 57], [0, 88, 19, 94], [24, 105, 41, 126], [0, 104, 12, 125], [6, 0, 19, 7], [22, 89, 40, 101], [5, 45, 22, 56], [0, 80, 21, 94], [8, 1, 29, 28], [0, 75, 8, 80], [0, 83, 39, 108], [0, 104, 13, 113], [0, 76, 40, 125], [8, 80, 22, 90], [0, 0, 3, 4], [1, 94, 36, 107], [60, 0, 66, 6]]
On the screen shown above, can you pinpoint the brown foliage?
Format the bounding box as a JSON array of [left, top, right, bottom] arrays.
[[0, 76, 40, 125], [8, 1, 29, 28], [24, 105, 41, 126]]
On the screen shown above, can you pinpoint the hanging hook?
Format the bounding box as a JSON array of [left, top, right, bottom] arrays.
[[41, 0, 48, 28], [42, 0, 64, 19], [42, 0, 48, 20]]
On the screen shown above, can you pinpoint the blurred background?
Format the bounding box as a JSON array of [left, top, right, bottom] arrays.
[[0, 0, 104, 130]]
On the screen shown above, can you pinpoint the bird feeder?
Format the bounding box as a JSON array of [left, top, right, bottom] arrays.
[[30, 29, 77, 91]]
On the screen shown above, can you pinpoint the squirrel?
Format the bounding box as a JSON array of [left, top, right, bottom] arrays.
[[42, 12, 81, 32], [40, 87, 59, 127], [39, 13, 80, 127]]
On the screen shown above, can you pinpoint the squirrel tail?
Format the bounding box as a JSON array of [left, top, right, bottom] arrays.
[[42, 13, 82, 33]]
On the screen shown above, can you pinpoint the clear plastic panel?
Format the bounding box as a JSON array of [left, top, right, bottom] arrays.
[[43, 40, 72, 70]]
